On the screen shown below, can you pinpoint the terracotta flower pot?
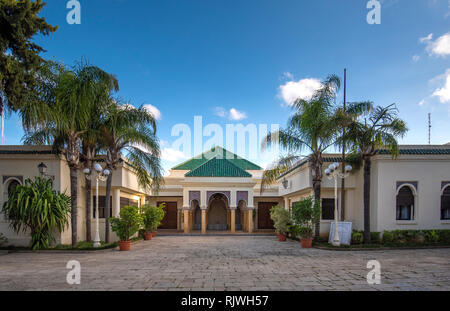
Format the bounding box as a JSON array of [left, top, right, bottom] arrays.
[[300, 238, 313, 248], [119, 240, 131, 251], [151, 232, 157, 237], [144, 232, 153, 241], [278, 234, 287, 242]]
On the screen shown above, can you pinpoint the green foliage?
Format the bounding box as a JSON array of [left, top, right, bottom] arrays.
[[110, 206, 143, 241], [290, 197, 321, 239], [0, 0, 57, 113], [141, 204, 165, 233], [269, 205, 290, 235], [425, 230, 439, 243], [1, 177, 70, 250], [382, 231, 394, 244], [351, 231, 363, 244], [0, 233, 7, 246], [370, 232, 381, 244]]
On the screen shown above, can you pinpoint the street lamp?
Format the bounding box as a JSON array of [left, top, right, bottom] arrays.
[[38, 162, 54, 180], [83, 163, 110, 248], [325, 162, 352, 246]]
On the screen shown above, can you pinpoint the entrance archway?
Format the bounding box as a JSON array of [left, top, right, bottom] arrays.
[[207, 193, 228, 230]]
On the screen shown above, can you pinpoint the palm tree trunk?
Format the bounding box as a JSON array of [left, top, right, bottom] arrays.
[[104, 173, 112, 243], [85, 178, 92, 242], [363, 156, 371, 244], [69, 166, 78, 247], [313, 180, 321, 240]]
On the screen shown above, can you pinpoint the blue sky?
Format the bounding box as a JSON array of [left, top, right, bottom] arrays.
[[2, 0, 450, 172]]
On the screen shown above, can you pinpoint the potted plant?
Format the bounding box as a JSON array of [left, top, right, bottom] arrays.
[[110, 205, 143, 251], [142, 204, 165, 240], [270, 205, 290, 241], [291, 197, 321, 248]]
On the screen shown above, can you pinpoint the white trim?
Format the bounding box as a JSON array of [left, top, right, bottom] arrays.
[[440, 184, 450, 196]]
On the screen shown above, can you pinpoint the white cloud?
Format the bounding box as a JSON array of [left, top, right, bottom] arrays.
[[214, 106, 227, 118], [419, 33, 433, 43], [161, 147, 188, 162], [229, 108, 247, 120], [418, 99, 426, 106], [432, 69, 450, 103], [278, 78, 322, 106], [214, 107, 247, 120], [412, 55, 420, 62], [282, 72, 294, 80], [421, 32, 450, 57], [143, 104, 161, 120]]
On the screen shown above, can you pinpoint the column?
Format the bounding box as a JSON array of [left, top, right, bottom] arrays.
[[230, 208, 236, 233], [112, 188, 121, 217], [243, 211, 247, 232], [183, 209, 190, 234], [247, 209, 253, 233], [201, 208, 207, 234], [284, 197, 289, 210]]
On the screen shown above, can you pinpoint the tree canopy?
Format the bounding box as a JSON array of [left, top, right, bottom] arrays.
[[0, 0, 57, 114]]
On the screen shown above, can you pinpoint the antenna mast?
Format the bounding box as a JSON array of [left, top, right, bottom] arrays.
[[428, 113, 431, 145]]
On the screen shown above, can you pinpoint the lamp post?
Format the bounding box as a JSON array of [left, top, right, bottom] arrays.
[[325, 162, 352, 246], [83, 163, 110, 248], [38, 162, 54, 180]]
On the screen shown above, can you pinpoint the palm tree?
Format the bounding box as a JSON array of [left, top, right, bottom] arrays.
[[23, 62, 118, 246], [100, 101, 163, 243], [79, 68, 118, 242], [344, 104, 407, 243], [261, 75, 343, 239]]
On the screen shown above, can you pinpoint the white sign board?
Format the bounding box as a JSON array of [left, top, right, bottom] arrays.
[[329, 222, 353, 245]]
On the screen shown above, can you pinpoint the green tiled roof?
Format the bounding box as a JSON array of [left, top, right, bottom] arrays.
[[185, 157, 252, 177], [172, 146, 262, 170], [378, 148, 450, 155]]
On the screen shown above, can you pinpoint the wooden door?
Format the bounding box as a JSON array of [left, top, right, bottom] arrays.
[[158, 202, 177, 229], [258, 202, 277, 229]]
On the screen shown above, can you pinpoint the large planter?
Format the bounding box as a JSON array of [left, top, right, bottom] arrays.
[[119, 240, 131, 251], [144, 232, 153, 241], [300, 238, 313, 248], [277, 233, 287, 242]]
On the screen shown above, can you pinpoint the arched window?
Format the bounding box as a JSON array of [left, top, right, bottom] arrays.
[[7, 180, 20, 197], [396, 186, 415, 220], [441, 186, 450, 220]]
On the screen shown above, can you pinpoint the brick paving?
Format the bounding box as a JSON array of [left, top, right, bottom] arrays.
[[0, 236, 449, 291]]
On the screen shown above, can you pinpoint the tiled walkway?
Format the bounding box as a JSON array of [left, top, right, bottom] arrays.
[[0, 236, 449, 291]]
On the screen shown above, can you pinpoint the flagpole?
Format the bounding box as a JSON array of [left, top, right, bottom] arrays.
[[340, 69, 346, 221]]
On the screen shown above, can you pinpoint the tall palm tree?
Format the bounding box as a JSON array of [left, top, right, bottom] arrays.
[[101, 101, 163, 243], [79, 68, 118, 242], [23, 62, 118, 246], [261, 75, 342, 239], [344, 104, 407, 243]]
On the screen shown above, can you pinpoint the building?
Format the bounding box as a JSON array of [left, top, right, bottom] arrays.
[[1, 144, 450, 246]]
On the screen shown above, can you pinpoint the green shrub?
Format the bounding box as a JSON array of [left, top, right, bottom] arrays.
[[270, 205, 290, 235], [141, 204, 165, 233], [382, 231, 394, 244], [290, 197, 321, 239], [1, 177, 71, 250], [425, 230, 439, 243], [437, 230, 450, 243], [110, 205, 143, 241], [370, 232, 381, 244], [351, 231, 363, 244]]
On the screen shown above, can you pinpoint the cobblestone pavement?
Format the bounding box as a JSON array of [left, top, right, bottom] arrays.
[[0, 236, 449, 291]]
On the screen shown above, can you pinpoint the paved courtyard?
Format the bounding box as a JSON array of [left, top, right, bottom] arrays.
[[0, 236, 449, 291]]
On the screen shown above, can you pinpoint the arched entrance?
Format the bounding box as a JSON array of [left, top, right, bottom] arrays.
[[207, 193, 228, 230]]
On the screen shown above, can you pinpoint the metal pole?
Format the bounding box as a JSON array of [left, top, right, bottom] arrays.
[[333, 175, 340, 246], [93, 176, 101, 248], [341, 68, 347, 221]]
